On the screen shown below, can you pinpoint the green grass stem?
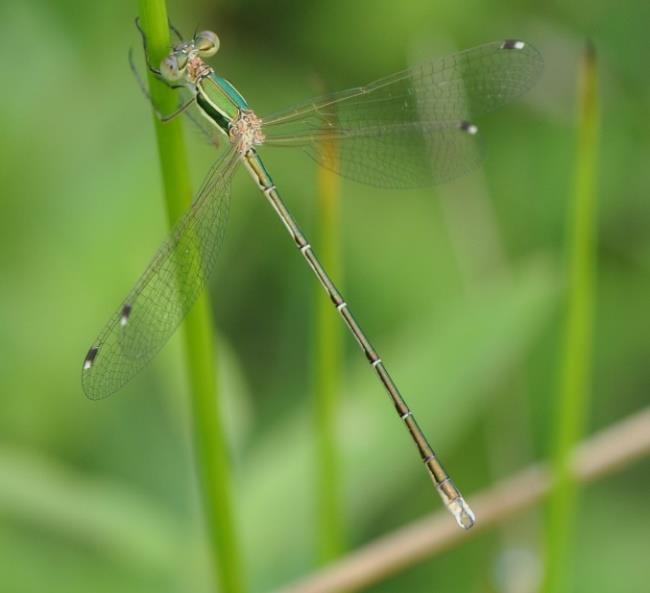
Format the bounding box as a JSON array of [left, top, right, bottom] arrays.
[[543, 42, 599, 593], [313, 134, 344, 563], [136, 3, 245, 592]]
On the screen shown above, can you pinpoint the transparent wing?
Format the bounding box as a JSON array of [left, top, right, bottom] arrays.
[[262, 40, 542, 187], [82, 148, 240, 400]]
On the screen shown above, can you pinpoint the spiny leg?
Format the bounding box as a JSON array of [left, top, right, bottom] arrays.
[[128, 46, 173, 98], [134, 16, 187, 70], [155, 97, 197, 122], [134, 17, 162, 75], [168, 20, 184, 42], [128, 47, 197, 122]]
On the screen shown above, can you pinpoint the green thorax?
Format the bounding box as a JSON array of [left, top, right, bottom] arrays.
[[197, 72, 249, 125]]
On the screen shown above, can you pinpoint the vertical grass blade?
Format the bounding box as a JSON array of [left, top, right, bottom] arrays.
[[136, 3, 245, 592], [543, 41, 599, 593], [313, 133, 344, 563]]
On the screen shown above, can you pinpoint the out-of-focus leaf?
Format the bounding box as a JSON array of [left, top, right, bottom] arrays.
[[237, 257, 559, 588], [0, 447, 188, 574]]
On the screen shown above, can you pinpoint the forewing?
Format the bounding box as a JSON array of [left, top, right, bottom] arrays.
[[262, 40, 542, 187], [82, 148, 240, 399]]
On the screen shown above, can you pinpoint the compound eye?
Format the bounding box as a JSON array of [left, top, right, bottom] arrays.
[[160, 52, 188, 81], [160, 54, 182, 81], [194, 30, 220, 57]]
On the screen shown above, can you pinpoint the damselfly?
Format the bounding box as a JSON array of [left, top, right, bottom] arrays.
[[82, 21, 543, 529]]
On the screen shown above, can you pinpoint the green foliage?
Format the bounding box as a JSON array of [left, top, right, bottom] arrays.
[[543, 42, 600, 593], [0, 2, 648, 593], [135, 2, 244, 592]]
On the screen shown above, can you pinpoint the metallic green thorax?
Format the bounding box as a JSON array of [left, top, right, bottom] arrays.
[[210, 73, 249, 110], [196, 73, 249, 134]]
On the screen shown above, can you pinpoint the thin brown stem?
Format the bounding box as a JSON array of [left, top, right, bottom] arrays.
[[271, 407, 650, 593]]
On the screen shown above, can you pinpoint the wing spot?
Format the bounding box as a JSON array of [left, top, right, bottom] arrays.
[[501, 39, 525, 50], [83, 346, 99, 370], [120, 304, 132, 327], [459, 120, 479, 135]]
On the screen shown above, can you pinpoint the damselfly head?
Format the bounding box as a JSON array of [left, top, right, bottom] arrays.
[[159, 32, 218, 82], [194, 31, 220, 58]]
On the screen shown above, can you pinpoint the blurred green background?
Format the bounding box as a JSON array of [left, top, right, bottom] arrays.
[[0, 0, 648, 592]]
